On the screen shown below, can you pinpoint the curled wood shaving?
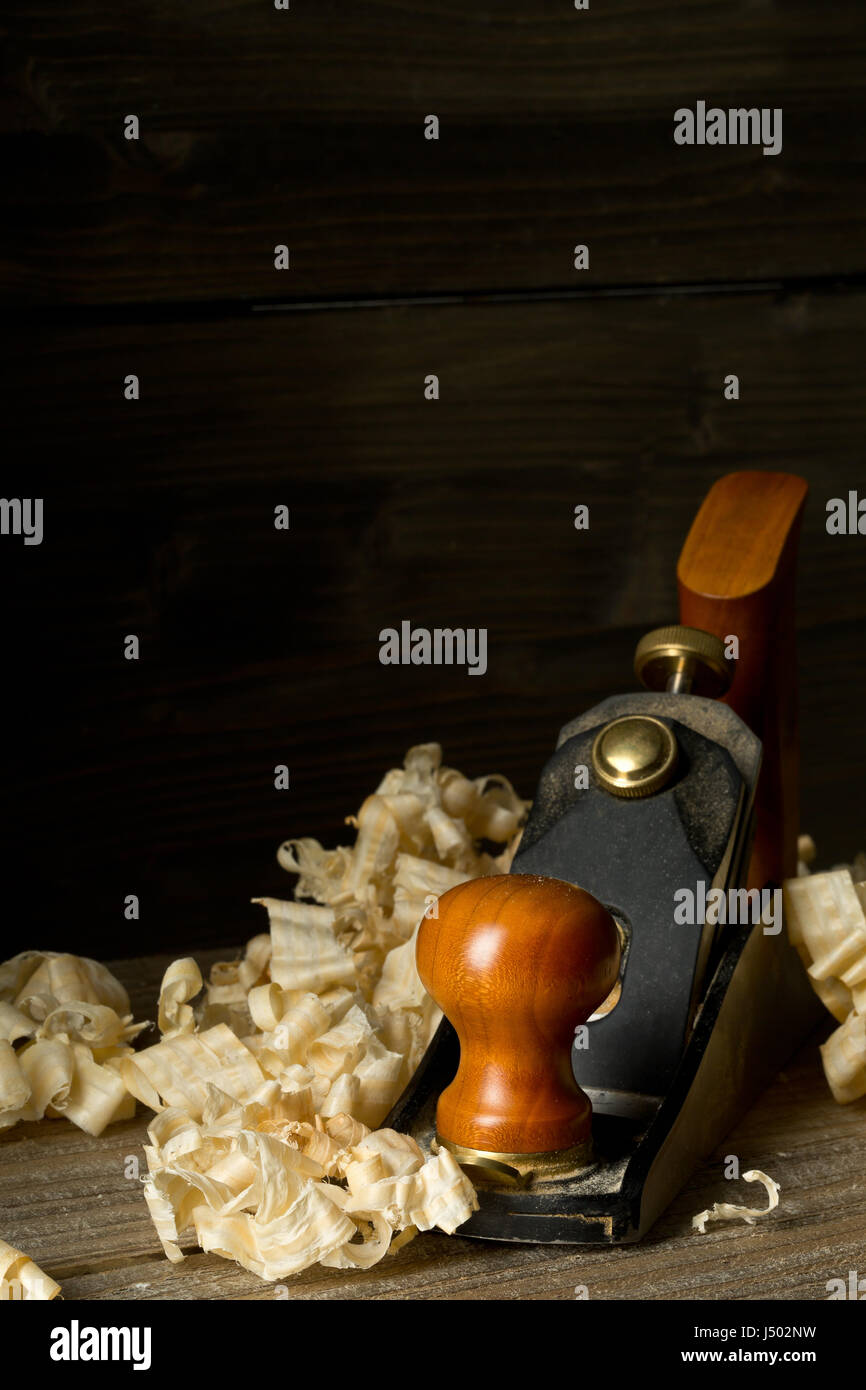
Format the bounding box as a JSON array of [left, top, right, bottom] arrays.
[[0, 1239, 61, 1300], [133, 744, 526, 1280], [253, 900, 357, 995], [784, 850, 866, 1104], [157, 957, 203, 1038], [692, 1170, 780, 1234], [120, 1024, 269, 1120], [0, 951, 148, 1136]]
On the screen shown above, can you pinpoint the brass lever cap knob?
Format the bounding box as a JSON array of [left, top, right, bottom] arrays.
[[592, 714, 678, 798]]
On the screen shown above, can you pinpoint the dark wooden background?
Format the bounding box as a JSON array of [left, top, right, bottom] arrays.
[[1, 2, 864, 961]]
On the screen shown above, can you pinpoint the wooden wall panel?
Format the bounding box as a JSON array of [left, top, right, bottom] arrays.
[[2, 1, 865, 302], [2, 287, 864, 957]]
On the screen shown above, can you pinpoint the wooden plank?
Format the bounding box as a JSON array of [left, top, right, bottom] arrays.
[[1, 289, 864, 959], [1, 948, 864, 1299], [2, 1, 865, 301]]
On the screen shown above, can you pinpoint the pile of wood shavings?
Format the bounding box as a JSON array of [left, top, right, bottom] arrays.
[[123, 743, 530, 1280], [0, 951, 147, 1136], [0, 743, 528, 1289]]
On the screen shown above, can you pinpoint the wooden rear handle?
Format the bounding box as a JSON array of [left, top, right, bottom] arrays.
[[677, 471, 808, 888]]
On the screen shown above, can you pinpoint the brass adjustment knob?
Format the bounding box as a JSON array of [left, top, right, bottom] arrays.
[[592, 715, 678, 798], [634, 624, 733, 698]]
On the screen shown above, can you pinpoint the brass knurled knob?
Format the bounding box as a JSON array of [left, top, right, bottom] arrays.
[[634, 624, 733, 699]]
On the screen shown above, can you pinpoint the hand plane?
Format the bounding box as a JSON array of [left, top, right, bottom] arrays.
[[386, 471, 823, 1244]]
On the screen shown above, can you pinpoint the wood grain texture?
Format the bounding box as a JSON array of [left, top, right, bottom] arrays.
[[2, 1, 865, 302], [417, 875, 619, 1153], [1, 288, 864, 960], [0, 950, 863, 1300], [678, 471, 808, 887]]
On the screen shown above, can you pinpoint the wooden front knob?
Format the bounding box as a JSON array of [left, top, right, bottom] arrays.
[[417, 874, 620, 1157]]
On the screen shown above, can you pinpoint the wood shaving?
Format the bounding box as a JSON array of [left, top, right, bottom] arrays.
[[784, 848, 866, 1103], [0, 950, 148, 1136], [0, 1238, 61, 1300], [156, 957, 203, 1038], [691, 1170, 780, 1234]]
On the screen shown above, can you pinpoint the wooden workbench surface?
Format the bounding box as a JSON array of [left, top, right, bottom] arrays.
[[1, 950, 863, 1302]]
